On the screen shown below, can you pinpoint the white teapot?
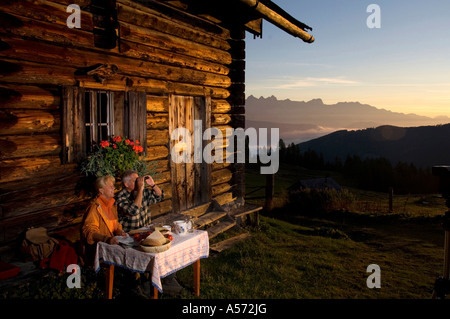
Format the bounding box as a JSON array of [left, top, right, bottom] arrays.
[[173, 218, 193, 236]]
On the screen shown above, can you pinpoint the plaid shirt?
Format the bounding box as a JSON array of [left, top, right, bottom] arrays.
[[116, 187, 164, 232]]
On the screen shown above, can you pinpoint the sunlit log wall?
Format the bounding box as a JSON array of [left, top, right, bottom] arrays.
[[0, 0, 246, 251]]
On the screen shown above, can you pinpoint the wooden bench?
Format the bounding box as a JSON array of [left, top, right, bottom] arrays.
[[229, 203, 263, 226]]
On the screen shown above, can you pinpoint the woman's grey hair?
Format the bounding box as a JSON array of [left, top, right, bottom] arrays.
[[95, 175, 115, 192]]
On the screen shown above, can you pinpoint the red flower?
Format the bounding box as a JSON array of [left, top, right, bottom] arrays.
[[133, 145, 144, 154], [135, 140, 140, 144], [99, 140, 109, 148], [113, 144, 117, 149], [112, 136, 122, 142], [125, 139, 131, 145]]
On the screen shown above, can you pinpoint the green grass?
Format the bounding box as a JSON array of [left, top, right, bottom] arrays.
[[174, 214, 443, 299]]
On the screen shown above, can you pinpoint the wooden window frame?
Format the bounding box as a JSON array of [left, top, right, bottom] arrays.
[[84, 90, 115, 152], [62, 86, 147, 164]]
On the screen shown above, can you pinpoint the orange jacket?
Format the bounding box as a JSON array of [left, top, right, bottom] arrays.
[[81, 196, 123, 245]]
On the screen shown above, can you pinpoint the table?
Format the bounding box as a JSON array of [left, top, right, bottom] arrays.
[[94, 230, 209, 299]]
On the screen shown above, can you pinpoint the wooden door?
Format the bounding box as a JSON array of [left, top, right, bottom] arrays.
[[169, 95, 211, 213]]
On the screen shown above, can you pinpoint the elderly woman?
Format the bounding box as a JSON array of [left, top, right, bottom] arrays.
[[81, 175, 126, 266]]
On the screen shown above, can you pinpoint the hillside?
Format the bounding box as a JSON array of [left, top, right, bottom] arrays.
[[298, 124, 450, 168], [245, 96, 450, 144]]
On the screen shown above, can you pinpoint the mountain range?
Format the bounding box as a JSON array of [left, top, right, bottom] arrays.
[[245, 95, 450, 144], [298, 124, 450, 168]]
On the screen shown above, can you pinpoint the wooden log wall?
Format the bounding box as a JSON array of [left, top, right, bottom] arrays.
[[0, 0, 246, 251]]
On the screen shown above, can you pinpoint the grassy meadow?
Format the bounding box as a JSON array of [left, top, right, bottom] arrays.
[[1, 163, 447, 299], [201, 164, 446, 299]]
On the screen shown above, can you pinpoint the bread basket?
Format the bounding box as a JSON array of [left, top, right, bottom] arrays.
[[139, 238, 171, 253]]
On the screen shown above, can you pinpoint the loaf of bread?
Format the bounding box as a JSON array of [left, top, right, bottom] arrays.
[[141, 230, 166, 246]]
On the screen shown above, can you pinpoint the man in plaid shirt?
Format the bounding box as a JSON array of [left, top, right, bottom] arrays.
[[116, 170, 164, 232]]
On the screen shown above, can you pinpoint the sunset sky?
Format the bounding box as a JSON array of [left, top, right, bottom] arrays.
[[245, 0, 450, 118]]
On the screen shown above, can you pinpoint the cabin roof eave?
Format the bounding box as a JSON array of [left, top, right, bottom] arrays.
[[152, 0, 314, 43], [239, 0, 314, 43]]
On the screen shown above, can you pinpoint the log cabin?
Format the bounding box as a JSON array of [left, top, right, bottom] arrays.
[[0, 0, 314, 260]]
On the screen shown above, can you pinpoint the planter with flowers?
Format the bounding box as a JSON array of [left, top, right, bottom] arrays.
[[79, 136, 157, 195]]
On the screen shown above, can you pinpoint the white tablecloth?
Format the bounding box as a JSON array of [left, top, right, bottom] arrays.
[[94, 230, 209, 292]]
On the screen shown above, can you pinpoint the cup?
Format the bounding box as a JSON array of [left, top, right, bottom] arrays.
[[173, 220, 187, 236]]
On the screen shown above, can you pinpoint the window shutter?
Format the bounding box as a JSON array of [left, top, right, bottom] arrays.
[[62, 86, 86, 164], [113, 91, 125, 138], [126, 91, 147, 154]]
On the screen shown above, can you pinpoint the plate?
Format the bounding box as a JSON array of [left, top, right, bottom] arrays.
[[129, 227, 151, 235], [139, 238, 172, 253], [115, 235, 134, 246]]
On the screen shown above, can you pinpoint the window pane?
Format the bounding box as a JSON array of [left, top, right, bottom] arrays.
[[84, 91, 93, 151], [98, 92, 110, 141], [84, 91, 91, 124], [99, 92, 108, 124]]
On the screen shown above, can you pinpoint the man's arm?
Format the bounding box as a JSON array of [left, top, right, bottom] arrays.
[[116, 190, 140, 216], [145, 175, 162, 197], [134, 177, 145, 208]]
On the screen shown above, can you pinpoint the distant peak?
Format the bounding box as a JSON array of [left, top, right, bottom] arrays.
[[307, 98, 324, 104]]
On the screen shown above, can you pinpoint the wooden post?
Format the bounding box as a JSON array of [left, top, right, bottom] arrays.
[[193, 259, 200, 296], [389, 187, 394, 213], [152, 287, 158, 299], [264, 173, 274, 212], [105, 265, 114, 299]]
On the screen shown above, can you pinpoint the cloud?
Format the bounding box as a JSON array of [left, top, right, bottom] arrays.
[[275, 77, 360, 89]]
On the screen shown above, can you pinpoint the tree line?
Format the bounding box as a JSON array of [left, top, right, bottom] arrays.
[[278, 139, 440, 194]]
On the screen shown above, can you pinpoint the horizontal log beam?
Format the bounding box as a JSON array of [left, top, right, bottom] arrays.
[[78, 76, 128, 91], [0, 36, 231, 88], [119, 21, 232, 65], [153, 170, 171, 184], [0, 0, 94, 31], [147, 113, 169, 130], [149, 199, 173, 218], [211, 99, 232, 114], [212, 182, 231, 197], [145, 145, 169, 161], [117, 3, 231, 51], [165, 82, 230, 99], [0, 172, 81, 202], [0, 156, 74, 184], [147, 95, 168, 112], [0, 12, 95, 49], [0, 58, 77, 86], [119, 39, 229, 76], [0, 188, 87, 220], [0, 164, 78, 195], [0, 133, 61, 160], [117, 0, 230, 39], [0, 200, 88, 243], [212, 113, 231, 126], [0, 84, 60, 110], [147, 129, 169, 146], [0, 109, 60, 136], [213, 192, 235, 207], [211, 168, 232, 186], [157, 181, 172, 200], [212, 161, 232, 171]]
